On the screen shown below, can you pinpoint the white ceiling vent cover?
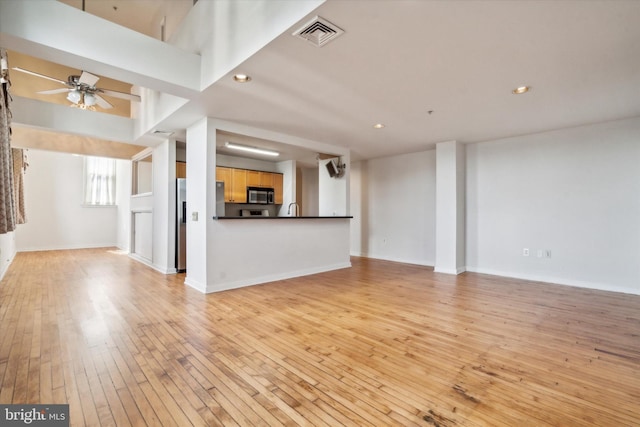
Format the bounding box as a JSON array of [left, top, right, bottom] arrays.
[[292, 16, 344, 47]]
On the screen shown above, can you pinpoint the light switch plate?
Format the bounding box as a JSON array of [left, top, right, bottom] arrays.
[[192, 212, 198, 221]]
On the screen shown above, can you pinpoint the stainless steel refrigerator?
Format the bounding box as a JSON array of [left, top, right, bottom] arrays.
[[176, 178, 187, 272], [216, 181, 225, 217]]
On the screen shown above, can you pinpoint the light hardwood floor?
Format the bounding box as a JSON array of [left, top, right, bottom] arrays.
[[1, 248, 639, 426]]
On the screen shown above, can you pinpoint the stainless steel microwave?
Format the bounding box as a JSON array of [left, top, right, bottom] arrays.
[[247, 187, 274, 204]]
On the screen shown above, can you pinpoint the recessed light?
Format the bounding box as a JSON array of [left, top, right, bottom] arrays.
[[233, 74, 251, 83], [512, 86, 530, 95], [373, 123, 385, 129]]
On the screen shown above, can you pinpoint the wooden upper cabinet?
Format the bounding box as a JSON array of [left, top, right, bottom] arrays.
[[231, 169, 247, 203], [217, 166, 247, 203], [176, 162, 187, 178], [273, 173, 284, 204], [248, 170, 275, 188], [259, 172, 274, 188], [246, 170, 261, 187], [216, 167, 282, 204], [215, 167, 233, 202]]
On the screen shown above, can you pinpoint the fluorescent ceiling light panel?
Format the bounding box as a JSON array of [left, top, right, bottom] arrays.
[[225, 142, 279, 157]]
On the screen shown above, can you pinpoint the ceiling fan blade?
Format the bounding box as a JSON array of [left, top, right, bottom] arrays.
[[94, 94, 113, 109], [37, 88, 70, 95], [78, 70, 100, 87], [12, 67, 68, 85], [98, 88, 141, 102]]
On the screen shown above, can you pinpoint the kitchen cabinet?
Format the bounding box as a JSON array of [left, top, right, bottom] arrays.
[[246, 170, 261, 187], [217, 167, 282, 204], [216, 167, 247, 203], [274, 173, 283, 204], [176, 161, 186, 178], [247, 170, 275, 188], [260, 172, 274, 188]]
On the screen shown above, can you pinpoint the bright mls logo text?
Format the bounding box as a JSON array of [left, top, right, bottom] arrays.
[[1, 404, 69, 426]]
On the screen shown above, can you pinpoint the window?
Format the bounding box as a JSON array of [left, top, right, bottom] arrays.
[[83, 156, 116, 206], [132, 152, 153, 195]]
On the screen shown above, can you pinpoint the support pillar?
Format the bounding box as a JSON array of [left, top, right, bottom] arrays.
[[183, 118, 217, 292], [435, 140, 466, 274]]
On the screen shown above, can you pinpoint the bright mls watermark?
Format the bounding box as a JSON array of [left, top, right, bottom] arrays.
[[0, 405, 69, 426]]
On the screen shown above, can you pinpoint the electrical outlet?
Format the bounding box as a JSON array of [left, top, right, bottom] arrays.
[[545, 250, 552, 258], [537, 249, 543, 258], [523, 248, 529, 256]]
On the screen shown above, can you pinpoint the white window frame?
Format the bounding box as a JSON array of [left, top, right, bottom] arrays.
[[83, 156, 117, 206]]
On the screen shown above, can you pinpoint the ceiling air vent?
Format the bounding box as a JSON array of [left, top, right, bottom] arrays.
[[292, 16, 344, 47]]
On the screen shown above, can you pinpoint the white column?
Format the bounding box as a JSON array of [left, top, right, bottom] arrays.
[[184, 118, 217, 292], [435, 140, 466, 274], [152, 138, 176, 274]]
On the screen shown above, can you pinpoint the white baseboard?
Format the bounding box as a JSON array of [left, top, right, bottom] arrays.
[[465, 266, 640, 296], [434, 266, 467, 275], [184, 276, 207, 293], [17, 243, 118, 252], [0, 249, 16, 283], [204, 262, 352, 294], [352, 251, 434, 267], [128, 253, 176, 275]]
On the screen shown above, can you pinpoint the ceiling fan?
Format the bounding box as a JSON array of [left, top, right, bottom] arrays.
[[12, 67, 141, 110]]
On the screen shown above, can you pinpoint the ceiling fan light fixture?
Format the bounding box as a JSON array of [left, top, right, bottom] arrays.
[[67, 89, 81, 104], [83, 93, 97, 106]]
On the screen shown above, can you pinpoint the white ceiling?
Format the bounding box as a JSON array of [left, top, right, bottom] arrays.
[[9, 1, 640, 162], [191, 0, 640, 160]]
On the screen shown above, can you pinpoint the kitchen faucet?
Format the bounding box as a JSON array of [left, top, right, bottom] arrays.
[[287, 202, 300, 217]]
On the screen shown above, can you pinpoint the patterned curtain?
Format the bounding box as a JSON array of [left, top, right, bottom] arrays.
[[0, 48, 16, 234], [12, 148, 26, 224]]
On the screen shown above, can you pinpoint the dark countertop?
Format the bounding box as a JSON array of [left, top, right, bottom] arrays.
[[213, 216, 353, 220]]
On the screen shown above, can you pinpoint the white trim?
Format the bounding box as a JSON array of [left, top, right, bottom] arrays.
[[155, 265, 177, 275], [18, 243, 118, 252], [131, 147, 154, 161], [184, 276, 207, 293], [129, 252, 153, 267], [127, 252, 175, 275], [0, 248, 16, 282], [204, 262, 352, 294], [434, 266, 466, 275], [352, 251, 434, 268], [465, 266, 640, 296]]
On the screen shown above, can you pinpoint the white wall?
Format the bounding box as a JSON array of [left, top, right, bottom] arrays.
[[116, 158, 131, 251], [171, 0, 324, 88], [16, 150, 119, 251], [152, 139, 176, 274], [435, 141, 465, 274], [350, 150, 437, 266], [128, 141, 176, 273], [208, 218, 351, 293], [318, 158, 348, 216], [0, 232, 16, 281], [276, 160, 296, 216], [466, 116, 640, 294], [300, 166, 319, 216], [130, 148, 154, 264], [184, 118, 217, 291], [216, 153, 280, 173]]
